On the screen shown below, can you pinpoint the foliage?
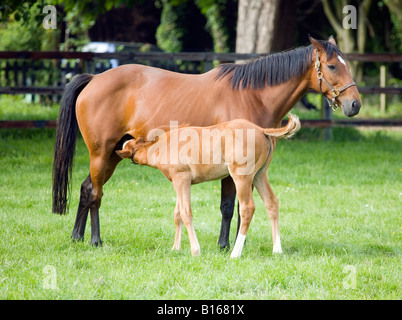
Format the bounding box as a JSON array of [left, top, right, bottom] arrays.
[[0, 0, 142, 51], [155, 0, 185, 52], [0, 0, 44, 23], [0, 96, 60, 120], [0, 2, 52, 51], [196, 0, 230, 53], [156, 0, 234, 53]]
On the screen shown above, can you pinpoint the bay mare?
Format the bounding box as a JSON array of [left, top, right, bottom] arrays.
[[52, 36, 361, 248]]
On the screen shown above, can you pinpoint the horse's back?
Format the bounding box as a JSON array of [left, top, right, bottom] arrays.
[[75, 64, 217, 151]]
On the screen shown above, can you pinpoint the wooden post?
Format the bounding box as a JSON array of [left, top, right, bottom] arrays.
[[321, 96, 333, 141], [201, 60, 213, 73], [380, 65, 387, 113]]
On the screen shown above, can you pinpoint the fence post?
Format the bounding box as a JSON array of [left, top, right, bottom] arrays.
[[83, 57, 95, 74], [380, 65, 387, 113], [321, 96, 333, 141]]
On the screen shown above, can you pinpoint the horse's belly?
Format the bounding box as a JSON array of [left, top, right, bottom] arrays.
[[190, 163, 229, 184]]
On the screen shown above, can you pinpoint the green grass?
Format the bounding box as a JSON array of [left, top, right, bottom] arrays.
[[0, 96, 60, 120], [0, 127, 401, 300]]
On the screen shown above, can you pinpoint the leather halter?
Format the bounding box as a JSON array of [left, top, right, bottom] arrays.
[[315, 52, 356, 111]]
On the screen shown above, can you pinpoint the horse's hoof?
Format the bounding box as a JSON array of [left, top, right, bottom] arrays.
[[71, 236, 84, 243], [91, 239, 103, 247], [217, 240, 230, 251]]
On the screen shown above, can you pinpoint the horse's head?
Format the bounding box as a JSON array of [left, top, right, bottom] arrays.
[[309, 36, 361, 117]]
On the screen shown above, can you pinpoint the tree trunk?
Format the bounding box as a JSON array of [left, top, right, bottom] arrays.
[[236, 0, 281, 54]]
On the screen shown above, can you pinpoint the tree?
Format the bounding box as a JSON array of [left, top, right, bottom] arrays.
[[235, 0, 297, 54], [384, 0, 402, 52], [156, 0, 234, 53]]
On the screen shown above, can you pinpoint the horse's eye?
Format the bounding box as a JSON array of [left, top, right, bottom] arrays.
[[328, 64, 336, 71]]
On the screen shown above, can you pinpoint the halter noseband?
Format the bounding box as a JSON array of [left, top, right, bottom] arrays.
[[315, 52, 356, 111]]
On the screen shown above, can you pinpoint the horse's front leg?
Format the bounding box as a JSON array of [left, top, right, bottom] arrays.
[[218, 176, 237, 250]]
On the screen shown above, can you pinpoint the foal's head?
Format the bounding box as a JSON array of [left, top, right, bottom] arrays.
[[309, 36, 361, 117], [116, 139, 137, 161]]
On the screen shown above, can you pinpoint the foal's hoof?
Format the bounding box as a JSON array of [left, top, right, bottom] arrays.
[[272, 244, 283, 254]]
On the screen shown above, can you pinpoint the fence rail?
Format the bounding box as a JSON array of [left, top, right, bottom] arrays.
[[0, 51, 401, 129]]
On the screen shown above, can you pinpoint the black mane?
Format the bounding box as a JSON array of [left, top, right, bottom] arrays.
[[216, 41, 343, 90]]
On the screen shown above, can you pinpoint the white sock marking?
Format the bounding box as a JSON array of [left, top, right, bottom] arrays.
[[231, 233, 247, 259], [273, 234, 283, 254]]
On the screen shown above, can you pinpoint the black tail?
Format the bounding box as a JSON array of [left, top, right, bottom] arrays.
[[52, 74, 93, 214]]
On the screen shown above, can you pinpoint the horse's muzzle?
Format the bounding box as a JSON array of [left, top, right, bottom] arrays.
[[343, 99, 361, 117]]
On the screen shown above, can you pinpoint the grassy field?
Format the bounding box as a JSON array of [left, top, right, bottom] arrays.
[[0, 126, 401, 300]]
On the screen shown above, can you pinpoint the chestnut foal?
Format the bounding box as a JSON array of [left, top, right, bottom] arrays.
[[116, 114, 300, 258]]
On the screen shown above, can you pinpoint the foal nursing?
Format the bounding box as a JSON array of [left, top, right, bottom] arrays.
[[117, 114, 300, 258]]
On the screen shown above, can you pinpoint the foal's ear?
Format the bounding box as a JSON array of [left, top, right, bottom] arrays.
[[116, 149, 132, 159], [328, 35, 337, 46], [309, 35, 325, 54]]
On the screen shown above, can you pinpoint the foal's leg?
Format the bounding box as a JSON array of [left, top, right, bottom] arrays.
[[172, 175, 200, 256], [172, 200, 182, 251], [254, 172, 282, 254], [230, 175, 255, 259], [218, 176, 237, 249]]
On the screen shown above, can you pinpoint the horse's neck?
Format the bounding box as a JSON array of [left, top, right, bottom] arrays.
[[258, 70, 312, 127], [133, 146, 155, 167]]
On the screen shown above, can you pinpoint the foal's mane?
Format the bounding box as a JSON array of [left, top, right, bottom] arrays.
[[216, 41, 343, 90]]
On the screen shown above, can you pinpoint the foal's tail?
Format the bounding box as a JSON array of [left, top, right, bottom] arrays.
[[263, 113, 301, 139], [52, 74, 93, 214]]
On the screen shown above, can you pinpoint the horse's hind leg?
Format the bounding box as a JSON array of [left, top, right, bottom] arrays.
[[72, 152, 121, 245], [172, 200, 182, 251], [254, 172, 282, 254], [230, 175, 255, 259], [71, 175, 92, 241]]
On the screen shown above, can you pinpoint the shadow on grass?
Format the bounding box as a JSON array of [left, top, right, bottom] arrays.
[[284, 240, 400, 258]]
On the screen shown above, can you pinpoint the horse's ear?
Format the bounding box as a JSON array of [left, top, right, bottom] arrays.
[[328, 35, 337, 46], [309, 35, 325, 54]]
